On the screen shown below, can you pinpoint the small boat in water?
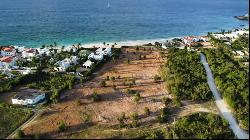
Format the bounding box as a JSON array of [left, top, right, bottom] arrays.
[[234, 13, 249, 21]]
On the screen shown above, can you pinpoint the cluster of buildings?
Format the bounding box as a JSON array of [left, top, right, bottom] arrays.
[[181, 36, 209, 46], [1, 45, 112, 105], [211, 28, 249, 43], [161, 35, 209, 50]]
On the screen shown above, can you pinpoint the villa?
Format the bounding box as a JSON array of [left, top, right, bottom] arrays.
[[199, 36, 209, 42], [83, 60, 94, 69], [54, 56, 79, 72], [0, 56, 16, 69], [182, 36, 199, 46], [88, 52, 104, 61], [12, 92, 45, 105], [54, 58, 71, 71], [22, 48, 38, 59], [1, 47, 16, 57]]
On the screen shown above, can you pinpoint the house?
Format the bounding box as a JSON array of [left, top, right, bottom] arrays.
[[103, 47, 112, 56], [1, 47, 16, 57], [54, 58, 71, 71], [88, 52, 104, 61], [235, 50, 244, 58], [199, 36, 209, 42], [83, 60, 94, 69], [22, 48, 37, 59], [182, 36, 198, 46], [70, 56, 79, 64], [0, 56, 16, 69], [95, 47, 104, 54], [12, 92, 45, 105], [161, 44, 167, 49], [54, 56, 79, 72]]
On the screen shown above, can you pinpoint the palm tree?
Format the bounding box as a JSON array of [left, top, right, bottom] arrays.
[[103, 42, 106, 46], [54, 42, 57, 47]]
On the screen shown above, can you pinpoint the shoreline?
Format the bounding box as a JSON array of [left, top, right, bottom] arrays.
[[5, 25, 249, 49]]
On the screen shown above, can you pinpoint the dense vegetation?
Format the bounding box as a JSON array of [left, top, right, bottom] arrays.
[[167, 113, 235, 139], [68, 112, 234, 139], [231, 34, 249, 50], [203, 47, 249, 130], [162, 48, 212, 101], [0, 103, 33, 139]]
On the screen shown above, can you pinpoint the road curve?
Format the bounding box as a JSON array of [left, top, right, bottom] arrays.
[[200, 53, 249, 139]]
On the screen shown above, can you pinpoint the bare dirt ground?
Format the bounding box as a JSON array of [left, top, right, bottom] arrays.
[[20, 47, 218, 138]]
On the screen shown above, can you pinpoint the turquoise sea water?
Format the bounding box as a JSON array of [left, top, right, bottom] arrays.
[[0, 0, 249, 47]]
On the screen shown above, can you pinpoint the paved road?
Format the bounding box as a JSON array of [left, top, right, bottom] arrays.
[[200, 53, 249, 139]]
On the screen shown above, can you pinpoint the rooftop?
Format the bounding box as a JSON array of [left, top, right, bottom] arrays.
[[0, 56, 13, 63], [3, 47, 14, 52], [12, 89, 45, 100]]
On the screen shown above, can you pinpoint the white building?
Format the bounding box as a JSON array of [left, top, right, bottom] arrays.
[[95, 47, 104, 54], [199, 36, 209, 42], [182, 36, 198, 46], [54, 58, 71, 71], [22, 48, 37, 59], [0, 56, 16, 69], [1, 47, 16, 57], [70, 56, 79, 64], [88, 52, 104, 61], [54, 56, 79, 72], [12, 92, 45, 105], [236, 50, 245, 57], [103, 47, 112, 56], [83, 60, 94, 69]]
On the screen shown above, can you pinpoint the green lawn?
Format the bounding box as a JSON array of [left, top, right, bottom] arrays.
[[0, 103, 33, 139]]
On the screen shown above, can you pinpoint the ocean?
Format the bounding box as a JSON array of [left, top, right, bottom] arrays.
[[0, 0, 249, 47]]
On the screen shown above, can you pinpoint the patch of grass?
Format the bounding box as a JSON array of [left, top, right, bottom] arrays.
[[80, 112, 91, 123], [100, 80, 106, 87], [144, 107, 150, 116], [91, 91, 101, 102], [0, 103, 33, 139], [58, 121, 67, 132]]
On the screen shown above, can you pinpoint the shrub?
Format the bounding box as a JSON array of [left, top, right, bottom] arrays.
[[111, 76, 115, 81], [173, 98, 181, 107], [112, 84, 116, 90], [117, 75, 121, 79], [91, 92, 101, 102], [132, 78, 136, 85], [106, 76, 110, 81], [127, 59, 130, 64], [156, 107, 169, 123], [58, 122, 67, 132], [128, 83, 132, 88], [125, 89, 137, 94], [143, 55, 146, 59], [75, 99, 81, 105], [144, 107, 150, 116], [136, 46, 139, 51], [139, 54, 142, 60], [100, 80, 106, 87], [117, 112, 126, 128], [50, 90, 59, 103], [162, 97, 171, 107], [16, 129, 25, 139], [80, 112, 91, 123], [134, 93, 141, 103], [154, 74, 161, 82], [131, 112, 139, 121]]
